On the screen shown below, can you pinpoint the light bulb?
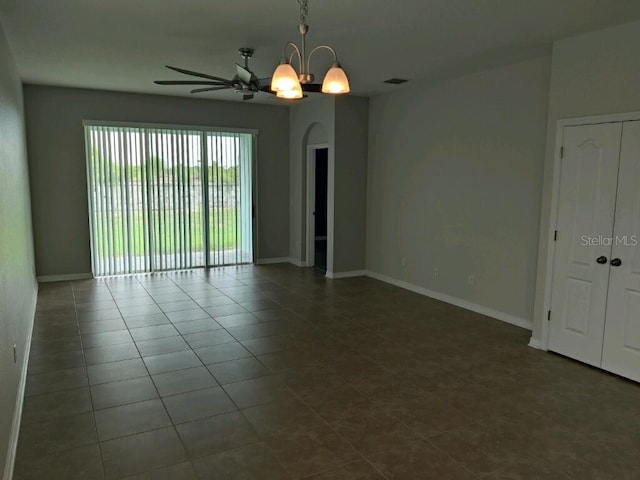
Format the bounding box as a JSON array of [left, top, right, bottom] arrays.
[[276, 85, 303, 99]]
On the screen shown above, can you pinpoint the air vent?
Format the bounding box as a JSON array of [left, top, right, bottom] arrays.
[[383, 78, 409, 85]]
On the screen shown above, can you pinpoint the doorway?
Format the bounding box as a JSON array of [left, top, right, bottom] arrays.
[[306, 145, 329, 271], [314, 148, 328, 271]]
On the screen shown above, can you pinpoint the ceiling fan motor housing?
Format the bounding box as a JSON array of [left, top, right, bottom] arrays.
[[238, 48, 254, 59]]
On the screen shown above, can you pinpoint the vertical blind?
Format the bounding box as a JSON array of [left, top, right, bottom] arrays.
[[85, 124, 254, 276]]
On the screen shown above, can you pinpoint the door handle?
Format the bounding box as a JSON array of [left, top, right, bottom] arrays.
[[596, 256, 608, 264], [610, 258, 622, 267]]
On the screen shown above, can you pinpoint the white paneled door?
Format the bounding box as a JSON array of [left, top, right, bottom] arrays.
[[549, 123, 622, 366], [602, 121, 640, 382], [550, 119, 640, 382]]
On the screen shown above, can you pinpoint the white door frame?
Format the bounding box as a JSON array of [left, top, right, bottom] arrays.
[[252, 134, 259, 264], [305, 143, 330, 268], [537, 110, 640, 351]]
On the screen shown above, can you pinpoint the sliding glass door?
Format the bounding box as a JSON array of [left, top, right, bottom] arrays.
[[204, 132, 254, 267], [85, 124, 254, 276]]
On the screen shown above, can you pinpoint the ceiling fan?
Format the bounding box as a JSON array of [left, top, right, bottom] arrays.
[[154, 48, 321, 101]]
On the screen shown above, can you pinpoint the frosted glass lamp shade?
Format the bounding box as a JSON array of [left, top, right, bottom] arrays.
[[276, 84, 303, 99], [322, 65, 350, 94], [271, 62, 301, 92]]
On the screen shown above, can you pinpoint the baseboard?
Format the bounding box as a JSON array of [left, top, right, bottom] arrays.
[[256, 258, 312, 267], [366, 270, 532, 331], [3, 285, 37, 480], [287, 257, 306, 267], [528, 336, 545, 350], [37, 273, 93, 283], [326, 270, 367, 279], [255, 257, 290, 265]]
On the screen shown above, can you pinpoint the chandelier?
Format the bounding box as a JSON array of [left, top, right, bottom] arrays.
[[270, 0, 350, 99]]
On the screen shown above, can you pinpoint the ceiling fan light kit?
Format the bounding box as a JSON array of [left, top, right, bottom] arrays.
[[154, 0, 349, 101], [271, 0, 350, 99], [276, 84, 304, 99]]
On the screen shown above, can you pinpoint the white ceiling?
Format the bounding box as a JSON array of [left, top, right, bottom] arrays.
[[2, 0, 640, 104]]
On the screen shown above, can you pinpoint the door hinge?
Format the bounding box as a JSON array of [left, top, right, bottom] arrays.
[[547, 310, 551, 321], [560, 146, 564, 158], [554, 230, 558, 242]]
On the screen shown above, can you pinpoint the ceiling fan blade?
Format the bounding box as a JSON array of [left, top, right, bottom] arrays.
[[257, 78, 272, 88], [190, 86, 231, 94], [301, 83, 323, 93], [165, 65, 232, 84], [155, 80, 227, 86], [242, 94, 254, 101], [236, 63, 254, 84]]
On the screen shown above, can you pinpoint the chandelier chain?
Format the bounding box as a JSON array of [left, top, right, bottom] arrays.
[[297, 0, 309, 24]]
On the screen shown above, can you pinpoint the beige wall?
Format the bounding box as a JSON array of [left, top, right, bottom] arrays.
[[532, 20, 640, 344], [0, 24, 37, 478], [367, 56, 551, 324], [23, 85, 290, 277]]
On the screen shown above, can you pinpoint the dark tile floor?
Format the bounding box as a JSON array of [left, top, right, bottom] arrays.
[[14, 264, 640, 479]]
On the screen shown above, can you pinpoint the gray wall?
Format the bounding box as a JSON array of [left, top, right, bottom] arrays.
[[23, 85, 290, 277], [367, 56, 551, 323], [333, 96, 369, 273], [532, 20, 640, 343], [0, 24, 37, 478]]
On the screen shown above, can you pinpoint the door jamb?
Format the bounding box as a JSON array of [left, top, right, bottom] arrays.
[[252, 134, 259, 264], [539, 111, 640, 351]]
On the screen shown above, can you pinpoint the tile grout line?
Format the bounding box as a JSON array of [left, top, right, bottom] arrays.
[[104, 273, 197, 478], [97, 268, 291, 476], [170, 270, 297, 479], [71, 280, 107, 480]]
